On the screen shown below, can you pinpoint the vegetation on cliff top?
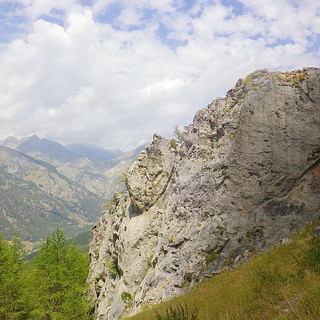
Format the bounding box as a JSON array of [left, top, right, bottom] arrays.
[[127, 222, 320, 320]]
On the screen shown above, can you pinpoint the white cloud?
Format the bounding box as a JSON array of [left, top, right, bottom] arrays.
[[0, 0, 319, 150], [18, 0, 78, 19]]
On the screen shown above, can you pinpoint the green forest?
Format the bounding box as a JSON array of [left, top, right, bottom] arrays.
[[0, 229, 93, 320]]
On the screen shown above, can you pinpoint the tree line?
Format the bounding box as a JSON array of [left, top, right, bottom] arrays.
[[0, 228, 93, 320]]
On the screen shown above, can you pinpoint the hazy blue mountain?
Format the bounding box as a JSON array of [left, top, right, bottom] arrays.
[[16, 135, 78, 165], [66, 143, 123, 161], [0, 135, 125, 167]]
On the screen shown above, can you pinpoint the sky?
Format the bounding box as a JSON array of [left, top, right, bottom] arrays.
[[0, 0, 319, 151]]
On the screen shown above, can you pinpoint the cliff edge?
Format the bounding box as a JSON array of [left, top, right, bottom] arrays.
[[88, 68, 320, 320]]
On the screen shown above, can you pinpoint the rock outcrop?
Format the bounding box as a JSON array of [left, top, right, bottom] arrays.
[[88, 68, 320, 320]]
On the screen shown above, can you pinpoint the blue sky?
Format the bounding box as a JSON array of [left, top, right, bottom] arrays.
[[0, 0, 297, 45], [0, 0, 319, 150]]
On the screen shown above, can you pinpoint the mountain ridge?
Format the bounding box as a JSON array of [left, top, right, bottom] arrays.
[[0, 145, 103, 242], [0, 136, 145, 200], [0, 137, 145, 244], [0, 135, 124, 165]]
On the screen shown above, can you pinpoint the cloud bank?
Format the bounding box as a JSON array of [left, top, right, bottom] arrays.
[[0, 0, 319, 150]]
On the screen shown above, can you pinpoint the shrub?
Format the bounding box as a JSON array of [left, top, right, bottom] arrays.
[[174, 126, 186, 142], [205, 250, 219, 266], [170, 139, 178, 151], [121, 291, 133, 302], [108, 261, 120, 277], [150, 229, 159, 236], [155, 303, 198, 320]]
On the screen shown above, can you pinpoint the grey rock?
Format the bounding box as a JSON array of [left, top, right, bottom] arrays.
[[314, 226, 320, 238], [126, 134, 175, 212], [279, 238, 292, 244], [88, 68, 320, 320]]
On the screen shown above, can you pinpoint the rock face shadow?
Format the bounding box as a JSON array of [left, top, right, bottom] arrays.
[[128, 203, 141, 219]]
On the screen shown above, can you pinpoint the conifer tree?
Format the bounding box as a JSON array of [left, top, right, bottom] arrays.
[[29, 228, 92, 320], [0, 236, 30, 319]]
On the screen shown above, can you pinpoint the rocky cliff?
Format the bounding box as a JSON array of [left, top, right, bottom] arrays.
[[88, 68, 320, 320]]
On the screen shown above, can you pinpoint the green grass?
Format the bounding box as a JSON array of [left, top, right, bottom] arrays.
[[126, 221, 320, 320]]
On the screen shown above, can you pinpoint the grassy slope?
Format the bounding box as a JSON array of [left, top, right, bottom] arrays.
[[127, 222, 320, 320]]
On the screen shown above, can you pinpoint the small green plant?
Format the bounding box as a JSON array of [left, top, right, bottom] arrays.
[[246, 227, 263, 240], [242, 70, 261, 84], [205, 250, 219, 266], [221, 169, 228, 176], [217, 226, 226, 235], [307, 83, 314, 91], [180, 281, 190, 288], [174, 126, 186, 142], [103, 199, 115, 209], [170, 138, 179, 151], [298, 73, 306, 81], [150, 229, 159, 236], [121, 291, 133, 302], [119, 170, 129, 183], [147, 253, 155, 268], [168, 234, 174, 243], [155, 303, 198, 320], [108, 261, 120, 278], [243, 73, 253, 84]]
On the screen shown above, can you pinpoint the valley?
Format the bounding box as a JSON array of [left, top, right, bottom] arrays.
[[0, 135, 145, 244]]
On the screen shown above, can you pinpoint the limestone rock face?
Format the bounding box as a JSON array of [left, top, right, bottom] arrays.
[[126, 135, 176, 212], [88, 68, 320, 320]]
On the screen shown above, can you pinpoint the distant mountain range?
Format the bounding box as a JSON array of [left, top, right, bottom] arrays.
[[0, 135, 124, 165], [58, 144, 146, 199], [66, 143, 123, 161], [0, 135, 145, 243]]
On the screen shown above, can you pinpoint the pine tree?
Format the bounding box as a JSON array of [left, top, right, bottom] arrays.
[[29, 228, 92, 320], [0, 236, 30, 319]]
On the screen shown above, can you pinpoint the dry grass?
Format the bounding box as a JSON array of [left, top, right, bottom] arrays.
[[125, 222, 320, 320]]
